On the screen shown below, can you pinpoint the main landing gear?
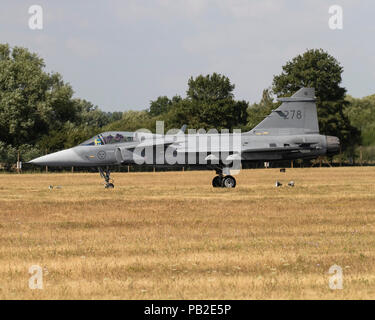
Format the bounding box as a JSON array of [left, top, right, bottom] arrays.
[[99, 167, 114, 188], [212, 169, 236, 188]]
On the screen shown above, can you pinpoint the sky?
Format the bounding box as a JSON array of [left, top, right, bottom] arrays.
[[1, 0, 374, 111]]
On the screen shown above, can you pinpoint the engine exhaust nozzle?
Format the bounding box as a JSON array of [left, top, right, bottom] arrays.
[[326, 136, 340, 155]]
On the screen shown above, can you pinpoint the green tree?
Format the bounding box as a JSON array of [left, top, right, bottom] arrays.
[[272, 49, 360, 150], [148, 95, 182, 117], [0, 141, 17, 166], [38, 122, 98, 151], [0, 44, 82, 146], [165, 73, 248, 131], [74, 98, 109, 128], [104, 110, 155, 132], [149, 96, 171, 117], [106, 111, 123, 123], [0, 44, 114, 160], [187, 73, 234, 102], [345, 94, 375, 146], [163, 99, 201, 130]]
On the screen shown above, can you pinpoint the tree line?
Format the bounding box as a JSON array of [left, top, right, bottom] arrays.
[[0, 43, 373, 167]]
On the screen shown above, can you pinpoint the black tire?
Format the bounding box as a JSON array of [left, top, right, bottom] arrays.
[[212, 176, 222, 188], [105, 183, 114, 189], [222, 175, 236, 188]]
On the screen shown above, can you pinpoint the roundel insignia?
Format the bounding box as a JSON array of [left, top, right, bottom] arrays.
[[97, 150, 106, 160]]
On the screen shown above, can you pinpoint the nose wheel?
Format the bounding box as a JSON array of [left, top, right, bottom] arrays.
[[99, 167, 114, 189]]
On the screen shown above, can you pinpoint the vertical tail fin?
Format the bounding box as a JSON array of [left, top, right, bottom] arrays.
[[252, 88, 319, 135]]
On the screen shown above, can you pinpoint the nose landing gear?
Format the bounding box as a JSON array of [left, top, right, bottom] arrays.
[[99, 167, 114, 188]]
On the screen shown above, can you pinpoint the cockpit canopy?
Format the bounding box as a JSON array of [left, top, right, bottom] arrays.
[[80, 131, 135, 146]]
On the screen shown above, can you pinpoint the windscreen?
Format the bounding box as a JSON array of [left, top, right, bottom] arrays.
[[79, 135, 103, 146], [79, 132, 134, 146]]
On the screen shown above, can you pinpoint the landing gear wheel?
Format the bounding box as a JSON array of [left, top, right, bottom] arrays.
[[105, 183, 114, 189], [222, 175, 236, 188], [212, 176, 222, 188]]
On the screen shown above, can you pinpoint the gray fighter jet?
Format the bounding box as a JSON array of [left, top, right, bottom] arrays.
[[29, 88, 340, 188]]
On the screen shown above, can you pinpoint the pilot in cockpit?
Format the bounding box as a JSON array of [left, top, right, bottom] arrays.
[[94, 137, 103, 145]]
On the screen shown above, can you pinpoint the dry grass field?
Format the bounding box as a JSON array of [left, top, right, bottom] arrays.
[[0, 167, 374, 299]]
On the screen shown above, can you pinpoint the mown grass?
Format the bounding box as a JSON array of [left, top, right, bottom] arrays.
[[0, 167, 374, 299]]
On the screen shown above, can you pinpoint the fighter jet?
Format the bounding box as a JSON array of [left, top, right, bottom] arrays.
[[29, 88, 340, 188]]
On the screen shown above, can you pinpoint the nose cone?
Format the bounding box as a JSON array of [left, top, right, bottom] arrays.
[[326, 136, 340, 155], [29, 148, 85, 167]]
